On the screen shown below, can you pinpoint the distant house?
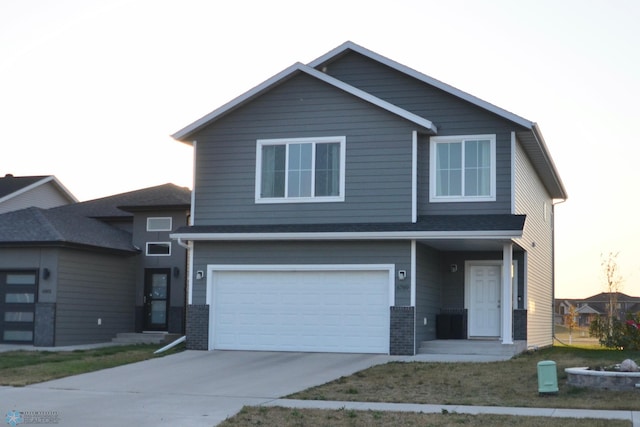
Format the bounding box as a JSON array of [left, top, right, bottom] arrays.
[[555, 292, 640, 327], [171, 41, 568, 356], [0, 174, 77, 214], [0, 183, 190, 346]]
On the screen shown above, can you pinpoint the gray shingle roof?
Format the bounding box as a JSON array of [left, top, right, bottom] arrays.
[[0, 183, 191, 254], [52, 183, 191, 219], [0, 207, 137, 253]]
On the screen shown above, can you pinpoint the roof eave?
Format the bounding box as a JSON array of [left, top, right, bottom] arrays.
[[171, 62, 437, 142], [170, 229, 522, 242]]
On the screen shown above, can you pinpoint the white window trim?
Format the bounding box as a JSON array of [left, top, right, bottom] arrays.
[[429, 134, 496, 203], [145, 242, 172, 256], [255, 136, 346, 204], [147, 217, 172, 232]]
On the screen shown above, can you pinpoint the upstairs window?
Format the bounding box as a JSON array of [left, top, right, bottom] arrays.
[[147, 217, 172, 232], [430, 135, 496, 202], [256, 137, 345, 203]]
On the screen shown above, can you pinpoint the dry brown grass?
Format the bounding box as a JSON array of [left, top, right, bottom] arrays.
[[289, 346, 640, 410], [218, 406, 629, 427]]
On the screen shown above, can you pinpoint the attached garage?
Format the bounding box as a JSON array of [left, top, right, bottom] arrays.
[[207, 265, 394, 353]]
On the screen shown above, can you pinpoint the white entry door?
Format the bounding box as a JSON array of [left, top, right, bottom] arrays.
[[468, 265, 501, 337]]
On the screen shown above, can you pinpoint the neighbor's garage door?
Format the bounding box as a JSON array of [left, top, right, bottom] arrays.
[[211, 267, 391, 353]]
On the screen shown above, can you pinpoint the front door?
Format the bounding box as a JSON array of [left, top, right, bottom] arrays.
[[468, 265, 501, 337], [144, 269, 170, 331], [0, 270, 37, 343]]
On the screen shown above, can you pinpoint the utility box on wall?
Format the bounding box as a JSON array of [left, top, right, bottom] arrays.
[[537, 360, 559, 395]]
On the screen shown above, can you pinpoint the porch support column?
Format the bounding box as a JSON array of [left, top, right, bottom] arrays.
[[502, 242, 514, 344]]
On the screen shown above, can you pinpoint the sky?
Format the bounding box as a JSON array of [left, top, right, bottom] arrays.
[[1, 0, 638, 299]]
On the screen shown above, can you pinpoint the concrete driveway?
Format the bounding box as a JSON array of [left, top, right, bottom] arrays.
[[0, 350, 393, 426]]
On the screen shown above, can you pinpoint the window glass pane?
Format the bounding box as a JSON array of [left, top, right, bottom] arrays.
[[147, 217, 172, 231], [287, 143, 312, 197], [6, 293, 35, 303], [6, 274, 36, 285], [315, 143, 340, 196], [464, 140, 491, 196], [151, 301, 167, 324], [3, 331, 33, 342], [5, 312, 34, 322], [261, 145, 285, 197], [152, 274, 168, 298], [146, 243, 171, 256], [436, 143, 462, 196]]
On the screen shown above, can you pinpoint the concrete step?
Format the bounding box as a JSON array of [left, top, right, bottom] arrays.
[[418, 340, 526, 357], [111, 333, 182, 345]]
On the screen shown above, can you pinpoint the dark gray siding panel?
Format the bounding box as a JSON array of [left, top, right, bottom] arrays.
[[191, 74, 418, 225], [415, 243, 442, 343], [191, 241, 411, 305], [55, 250, 136, 346], [325, 52, 516, 215]]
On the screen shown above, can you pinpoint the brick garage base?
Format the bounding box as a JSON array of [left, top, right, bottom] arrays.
[[390, 306, 415, 355], [186, 304, 209, 350]]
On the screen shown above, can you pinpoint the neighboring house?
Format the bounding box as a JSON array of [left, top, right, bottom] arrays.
[[0, 183, 190, 346], [171, 41, 568, 355], [556, 292, 640, 327], [0, 174, 77, 214]]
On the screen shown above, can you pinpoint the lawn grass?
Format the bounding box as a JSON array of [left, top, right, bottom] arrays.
[[219, 346, 638, 426], [288, 346, 640, 410], [218, 406, 629, 427], [0, 343, 184, 386]]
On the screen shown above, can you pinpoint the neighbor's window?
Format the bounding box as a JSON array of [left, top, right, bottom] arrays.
[[430, 135, 496, 202], [147, 217, 172, 232], [256, 137, 345, 203], [146, 242, 171, 256]]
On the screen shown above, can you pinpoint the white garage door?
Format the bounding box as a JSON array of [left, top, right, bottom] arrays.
[[209, 266, 392, 353]]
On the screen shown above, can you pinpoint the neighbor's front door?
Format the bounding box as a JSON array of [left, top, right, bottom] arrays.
[[144, 269, 170, 331], [468, 265, 501, 337]]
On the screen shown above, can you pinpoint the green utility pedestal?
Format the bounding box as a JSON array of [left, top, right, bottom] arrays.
[[537, 360, 559, 395]]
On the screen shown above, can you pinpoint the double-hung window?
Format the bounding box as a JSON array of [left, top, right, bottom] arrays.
[[429, 134, 496, 202], [256, 137, 345, 203]]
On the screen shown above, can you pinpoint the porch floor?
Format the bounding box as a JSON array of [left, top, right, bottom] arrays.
[[418, 340, 527, 358]]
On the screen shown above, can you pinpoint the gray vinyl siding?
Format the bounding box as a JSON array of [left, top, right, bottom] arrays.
[[514, 139, 554, 348], [191, 240, 411, 306], [55, 249, 135, 346], [324, 52, 517, 215], [0, 182, 72, 214], [415, 243, 442, 343], [191, 73, 420, 225]]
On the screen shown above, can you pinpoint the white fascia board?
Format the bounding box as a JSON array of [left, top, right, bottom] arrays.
[[172, 63, 305, 141], [172, 61, 437, 141], [309, 41, 534, 130], [531, 123, 568, 200], [170, 229, 522, 241]]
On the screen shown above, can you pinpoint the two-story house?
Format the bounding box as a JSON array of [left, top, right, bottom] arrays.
[[0, 183, 190, 346], [171, 42, 567, 356]]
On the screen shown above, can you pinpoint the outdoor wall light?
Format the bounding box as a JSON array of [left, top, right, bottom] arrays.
[[173, 267, 180, 278], [450, 264, 458, 273], [196, 270, 204, 280], [42, 268, 50, 280], [397, 270, 407, 280]]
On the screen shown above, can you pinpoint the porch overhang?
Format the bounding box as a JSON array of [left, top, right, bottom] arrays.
[[171, 214, 525, 247]]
